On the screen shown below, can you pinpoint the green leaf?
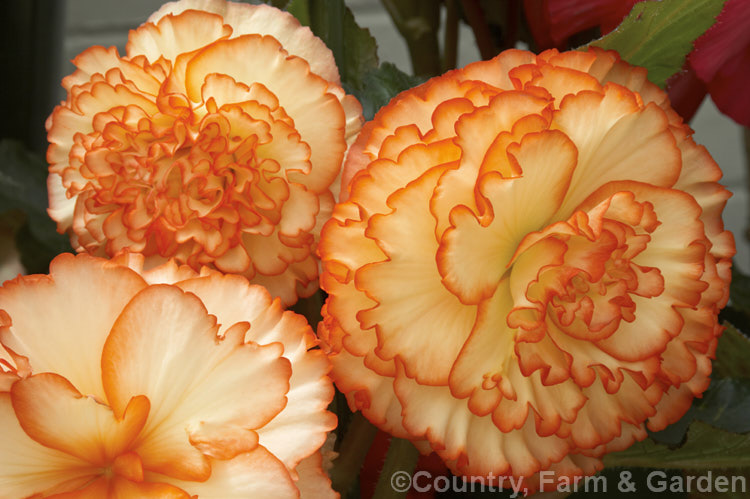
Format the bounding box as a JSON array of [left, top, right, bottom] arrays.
[[263, 0, 290, 9], [648, 322, 750, 445], [605, 422, 750, 469], [372, 437, 420, 499], [285, 0, 310, 26], [589, 0, 726, 88], [0, 139, 72, 273], [713, 323, 750, 378], [650, 378, 750, 445], [359, 63, 425, 120], [286, 0, 379, 92], [729, 266, 750, 317]]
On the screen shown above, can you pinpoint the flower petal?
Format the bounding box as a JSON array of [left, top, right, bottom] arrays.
[[101, 284, 291, 481], [174, 273, 337, 470], [126, 9, 232, 64], [0, 254, 147, 400], [554, 86, 681, 217], [184, 34, 345, 193], [437, 129, 577, 303], [152, 446, 300, 498], [357, 166, 477, 385], [144, 0, 340, 84], [11, 373, 149, 466], [295, 450, 338, 499], [0, 393, 95, 498]]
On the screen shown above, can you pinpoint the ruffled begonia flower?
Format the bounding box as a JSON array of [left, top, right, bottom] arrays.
[[318, 47, 735, 490], [46, 0, 363, 306], [0, 253, 337, 498]]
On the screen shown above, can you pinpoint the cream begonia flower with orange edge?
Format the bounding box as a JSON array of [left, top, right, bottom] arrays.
[[46, 0, 363, 307], [0, 253, 337, 498], [318, 47, 735, 490]]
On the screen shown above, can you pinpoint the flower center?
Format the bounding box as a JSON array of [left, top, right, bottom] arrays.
[[509, 192, 665, 345]]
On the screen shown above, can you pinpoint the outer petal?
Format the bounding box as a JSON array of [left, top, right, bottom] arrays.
[[152, 446, 301, 499], [101, 284, 291, 481], [10, 373, 149, 466], [0, 254, 147, 400], [294, 450, 339, 499], [357, 166, 477, 386], [0, 393, 95, 498], [553, 86, 682, 217], [141, 0, 340, 84], [174, 273, 337, 471], [125, 9, 232, 64]]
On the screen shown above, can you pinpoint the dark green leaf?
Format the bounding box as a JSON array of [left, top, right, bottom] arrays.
[[372, 437, 420, 499], [0, 139, 72, 273], [263, 0, 290, 9], [729, 266, 750, 318], [713, 323, 750, 378], [589, 0, 726, 88], [650, 378, 750, 445], [286, 0, 379, 92], [285, 0, 310, 26], [605, 422, 750, 469], [359, 63, 425, 120]]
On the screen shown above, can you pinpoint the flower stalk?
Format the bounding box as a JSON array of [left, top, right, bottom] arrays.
[[372, 437, 421, 498], [330, 412, 379, 495]]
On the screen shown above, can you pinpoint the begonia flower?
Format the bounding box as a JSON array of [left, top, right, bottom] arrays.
[[318, 47, 734, 490], [46, 0, 363, 306], [0, 253, 337, 498]]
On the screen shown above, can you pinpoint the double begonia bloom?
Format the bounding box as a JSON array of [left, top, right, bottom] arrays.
[[46, 0, 363, 306], [318, 48, 735, 488], [0, 253, 337, 497]]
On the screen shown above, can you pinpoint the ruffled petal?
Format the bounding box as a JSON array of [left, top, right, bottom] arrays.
[[173, 273, 336, 470], [294, 450, 338, 499], [184, 35, 345, 193], [437, 129, 577, 303], [144, 0, 340, 84], [0, 254, 147, 400], [47, 1, 362, 307], [357, 167, 476, 385], [320, 45, 733, 488], [101, 284, 291, 481], [0, 393, 95, 498]]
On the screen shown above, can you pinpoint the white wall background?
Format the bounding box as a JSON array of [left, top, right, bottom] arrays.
[[57, 0, 750, 271]]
